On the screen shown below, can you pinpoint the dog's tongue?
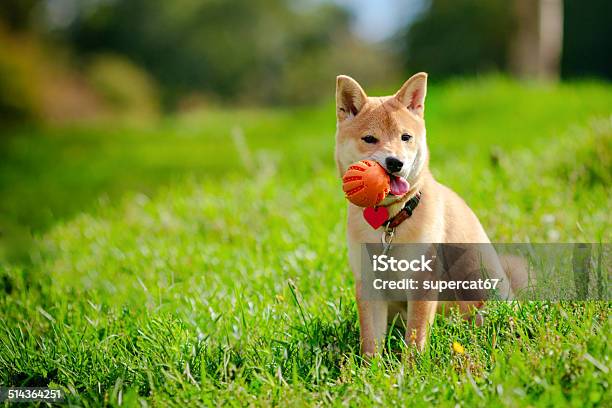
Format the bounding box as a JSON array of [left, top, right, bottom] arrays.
[[389, 176, 410, 196]]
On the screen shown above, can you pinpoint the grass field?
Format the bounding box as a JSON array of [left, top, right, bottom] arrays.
[[0, 77, 611, 406]]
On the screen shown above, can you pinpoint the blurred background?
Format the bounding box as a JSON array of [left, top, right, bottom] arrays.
[[1, 0, 610, 122], [0, 0, 611, 262]]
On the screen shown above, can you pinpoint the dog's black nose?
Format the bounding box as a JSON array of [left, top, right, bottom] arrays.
[[385, 157, 404, 173]]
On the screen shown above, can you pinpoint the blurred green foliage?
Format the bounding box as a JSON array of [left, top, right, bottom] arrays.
[[1, 0, 611, 119], [87, 54, 159, 120], [63, 0, 395, 107], [0, 0, 399, 115], [0, 27, 42, 122]]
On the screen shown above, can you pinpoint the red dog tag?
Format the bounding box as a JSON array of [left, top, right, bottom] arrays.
[[363, 206, 389, 229]]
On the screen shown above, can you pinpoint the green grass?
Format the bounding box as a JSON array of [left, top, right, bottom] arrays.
[[0, 77, 611, 406]]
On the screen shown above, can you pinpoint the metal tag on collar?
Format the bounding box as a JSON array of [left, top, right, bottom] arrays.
[[381, 224, 395, 255]]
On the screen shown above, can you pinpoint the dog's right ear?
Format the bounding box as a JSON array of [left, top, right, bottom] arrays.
[[336, 75, 367, 122]]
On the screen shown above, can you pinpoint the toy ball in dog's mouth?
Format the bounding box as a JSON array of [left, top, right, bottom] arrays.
[[342, 160, 410, 207]]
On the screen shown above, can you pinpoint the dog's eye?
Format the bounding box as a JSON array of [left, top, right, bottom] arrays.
[[401, 133, 413, 142], [361, 135, 378, 144]]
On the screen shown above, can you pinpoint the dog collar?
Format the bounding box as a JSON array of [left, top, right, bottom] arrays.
[[362, 192, 422, 230], [374, 192, 422, 255], [385, 191, 422, 229]]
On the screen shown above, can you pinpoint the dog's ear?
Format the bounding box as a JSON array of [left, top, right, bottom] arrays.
[[395, 72, 428, 118], [336, 75, 367, 121]]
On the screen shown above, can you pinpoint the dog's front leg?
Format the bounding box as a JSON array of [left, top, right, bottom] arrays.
[[405, 300, 437, 351], [355, 281, 388, 357]]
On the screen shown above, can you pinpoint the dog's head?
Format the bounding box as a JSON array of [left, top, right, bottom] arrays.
[[334, 73, 429, 205]]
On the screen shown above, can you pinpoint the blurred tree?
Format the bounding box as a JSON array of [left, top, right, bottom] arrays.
[[397, 0, 514, 78], [509, 0, 563, 81]]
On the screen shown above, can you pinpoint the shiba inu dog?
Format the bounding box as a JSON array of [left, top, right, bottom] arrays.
[[335, 73, 523, 356]]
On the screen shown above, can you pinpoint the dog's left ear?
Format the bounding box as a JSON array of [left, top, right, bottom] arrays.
[[395, 72, 428, 118]]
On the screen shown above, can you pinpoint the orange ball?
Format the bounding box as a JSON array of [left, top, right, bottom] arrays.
[[342, 160, 390, 207]]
